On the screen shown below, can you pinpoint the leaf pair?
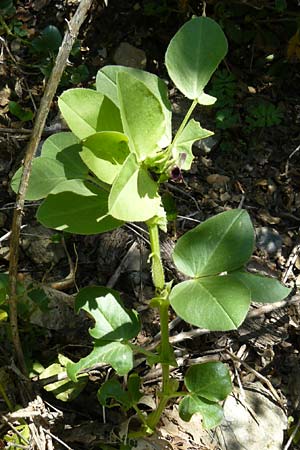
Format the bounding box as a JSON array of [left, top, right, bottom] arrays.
[[169, 209, 291, 331], [67, 287, 140, 381]]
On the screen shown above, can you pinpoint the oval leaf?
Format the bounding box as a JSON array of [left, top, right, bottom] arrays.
[[184, 362, 232, 402], [37, 181, 122, 235], [75, 286, 140, 341], [11, 157, 71, 200], [173, 209, 255, 278], [58, 89, 122, 140], [229, 270, 291, 303], [169, 276, 251, 331], [81, 131, 130, 184], [41, 132, 88, 179], [96, 65, 172, 148], [109, 153, 161, 222], [117, 71, 165, 160], [165, 17, 228, 100], [179, 395, 223, 429]]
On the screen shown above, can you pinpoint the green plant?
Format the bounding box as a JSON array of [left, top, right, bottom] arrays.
[[11, 17, 290, 439], [245, 100, 284, 129]]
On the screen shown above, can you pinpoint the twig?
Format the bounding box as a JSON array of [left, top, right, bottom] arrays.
[[225, 350, 283, 405], [284, 144, 300, 176], [8, 0, 95, 375], [283, 416, 300, 450]]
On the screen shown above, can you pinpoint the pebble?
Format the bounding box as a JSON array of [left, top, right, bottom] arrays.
[[113, 42, 147, 69]]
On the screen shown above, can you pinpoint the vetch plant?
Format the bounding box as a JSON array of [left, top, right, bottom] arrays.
[[11, 17, 291, 437]]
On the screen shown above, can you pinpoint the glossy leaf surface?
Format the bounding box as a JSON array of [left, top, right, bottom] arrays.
[[173, 209, 254, 278], [109, 153, 161, 222], [166, 17, 228, 100], [169, 275, 250, 331], [81, 131, 130, 184]]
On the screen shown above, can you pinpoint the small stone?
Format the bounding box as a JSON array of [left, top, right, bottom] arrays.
[[220, 192, 231, 202], [256, 227, 282, 254], [195, 134, 220, 153], [20, 225, 65, 265], [113, 42, 146, 69], [206, 173, 230, 186]]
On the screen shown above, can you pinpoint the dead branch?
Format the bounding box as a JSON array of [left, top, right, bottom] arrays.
[[8, 0, 95, 375]]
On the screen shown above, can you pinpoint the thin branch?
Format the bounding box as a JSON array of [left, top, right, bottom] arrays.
[[8, 0, 95, 375]]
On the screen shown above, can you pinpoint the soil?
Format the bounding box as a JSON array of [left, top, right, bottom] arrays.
[[1, 1, 300, 449]]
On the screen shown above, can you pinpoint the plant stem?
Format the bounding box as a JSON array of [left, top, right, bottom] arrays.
[[146, 301, 171, 430], [169, 98, 198, 149], [148, 222, 164, 291]]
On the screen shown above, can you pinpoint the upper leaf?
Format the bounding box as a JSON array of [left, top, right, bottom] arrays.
[[75, 286, 140, 340], [173, 119, 213, 170], [58, 89, 122, 140], [165, 17, 228, 100], [96, 65, 172, 148], [109, 153, 161, 222], [117, 71, 166, 160], [229, 270, 291, 303], [169, 275, 250, 331], [173, 209, 255, 278], [184, 362, 232, 402], [37, 180, 123, 235], [81, 131, 130, 184]]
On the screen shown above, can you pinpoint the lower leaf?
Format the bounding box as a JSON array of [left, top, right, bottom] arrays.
[[67, 341, 133, 381], [37, 181, 123, 235], [179, 394, 223, 429]]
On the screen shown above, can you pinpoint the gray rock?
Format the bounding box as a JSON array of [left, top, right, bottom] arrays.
[[256, 227, 282, 254], [113, 42, 146, 69], [20, 225, 65, 265], [216, 383, 287, 450]]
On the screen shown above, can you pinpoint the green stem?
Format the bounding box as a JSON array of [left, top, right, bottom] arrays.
[[171, 98, 198, 148], [148, 222, 164, 291], [146, 301, 171, 431]]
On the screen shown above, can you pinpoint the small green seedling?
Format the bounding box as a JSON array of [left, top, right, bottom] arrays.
[[11, 17, 291, 438]]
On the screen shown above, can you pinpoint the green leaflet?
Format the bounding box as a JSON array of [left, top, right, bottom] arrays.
[[166, 17, 228, 100], [81, 131, 130, 184], [172, 209, 255, 278], [169, 275, 250, 331], [117, 71, 166, 160], [58, 88, 122, 139], [109, 153, 161, 222], [96, 65, 172, 148]]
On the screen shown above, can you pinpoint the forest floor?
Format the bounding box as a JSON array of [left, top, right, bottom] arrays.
[[1, 1, 300, 449]]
